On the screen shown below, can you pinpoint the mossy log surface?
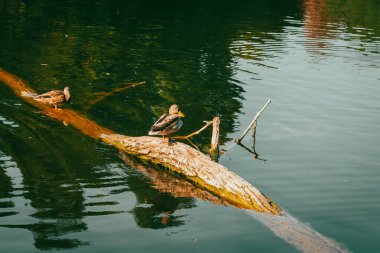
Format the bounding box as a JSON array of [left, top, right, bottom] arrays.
[[0, 68, 281, 215]]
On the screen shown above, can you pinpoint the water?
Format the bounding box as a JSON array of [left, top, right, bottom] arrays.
[[1, 0, 380, 252]]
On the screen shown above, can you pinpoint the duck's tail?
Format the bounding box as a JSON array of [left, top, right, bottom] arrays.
[[148, 130, 159, 135], [21, 91, 38, 98]]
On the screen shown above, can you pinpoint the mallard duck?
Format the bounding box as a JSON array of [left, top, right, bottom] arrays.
[[34, 86, 71, 109], [148, 104, 185, 145]]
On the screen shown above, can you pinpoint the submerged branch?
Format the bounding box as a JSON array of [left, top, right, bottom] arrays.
[[84, 81, 146, 109]]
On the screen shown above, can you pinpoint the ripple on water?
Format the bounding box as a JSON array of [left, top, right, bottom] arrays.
[[0, 116, 19, 128]]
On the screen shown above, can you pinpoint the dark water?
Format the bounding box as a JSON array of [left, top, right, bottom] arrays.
[[1, 0, 380, 252]]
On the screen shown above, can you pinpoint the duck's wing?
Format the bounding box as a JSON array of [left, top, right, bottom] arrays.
[[150, 114, 180, 132], [35, 90, 63, 98]]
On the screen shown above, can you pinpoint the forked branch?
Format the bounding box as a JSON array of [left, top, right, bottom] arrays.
[[174, 120, 213, 140]]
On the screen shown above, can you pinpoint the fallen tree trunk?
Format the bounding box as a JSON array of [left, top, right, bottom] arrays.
[[0, 68, 281, 215]]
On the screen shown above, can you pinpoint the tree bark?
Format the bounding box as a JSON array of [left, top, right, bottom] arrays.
[[210, 116, 220, 152], [0, 68, 281, 215]]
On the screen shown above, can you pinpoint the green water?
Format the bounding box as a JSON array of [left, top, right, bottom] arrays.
[[1, 0, 380, 252]]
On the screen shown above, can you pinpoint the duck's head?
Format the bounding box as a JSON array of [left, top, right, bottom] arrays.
[[169, 104, 185, 117], [63, 86, 71, 101]]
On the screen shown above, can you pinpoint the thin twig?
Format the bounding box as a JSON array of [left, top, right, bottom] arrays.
[[173, 120, 213, 140], [236, 98, 271, 143], [84, 81, 146, 109], [185, 138, 200, 151]]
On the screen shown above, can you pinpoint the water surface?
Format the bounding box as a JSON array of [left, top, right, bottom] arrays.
[[1, 0, 380, 252]]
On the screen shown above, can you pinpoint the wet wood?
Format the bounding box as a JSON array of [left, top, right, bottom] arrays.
[[209, 116, 220, 161], [0, 68, 281, 215], [210, 116, 220, 152], [252, 121, 257, 147]]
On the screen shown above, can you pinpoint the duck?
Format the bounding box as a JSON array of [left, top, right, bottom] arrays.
[[34, 86, 71, 109], [148, 104, 185, 145]]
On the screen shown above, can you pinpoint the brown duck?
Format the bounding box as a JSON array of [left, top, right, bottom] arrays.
[[34, 87, 71, 109], [148, 104, 185, 145]]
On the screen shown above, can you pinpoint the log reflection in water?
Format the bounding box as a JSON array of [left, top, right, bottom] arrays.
[[121, 154, 229, 207], [122, 154, 350, 253], [247, 211, 350, 253], [121, 154, 229, 229]]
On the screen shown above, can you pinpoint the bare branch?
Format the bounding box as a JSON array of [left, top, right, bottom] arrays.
[[236, 98, 271, 143], [174, 120, 213, 140]]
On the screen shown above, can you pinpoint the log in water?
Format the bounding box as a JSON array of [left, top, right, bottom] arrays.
[[0, 68, 281, 215]]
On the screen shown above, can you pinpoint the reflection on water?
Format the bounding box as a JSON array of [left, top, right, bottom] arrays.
[[121, 155, 197, 229], [304, 0, 331, 49], [0, 141, 351, 252], [0, 149, 88, 250], [0, 142, 196, 249], [0, 111, 205, 250], [247, 210, 350, 253], [1, 0, 380, 252]]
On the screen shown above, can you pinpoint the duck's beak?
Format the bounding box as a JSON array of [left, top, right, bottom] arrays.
[[178, 111, 185, 117]]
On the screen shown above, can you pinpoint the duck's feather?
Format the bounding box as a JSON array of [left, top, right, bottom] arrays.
[[36, 90, 64, 99], [149, 114, 182, 135], [151, 114, 178, 130], [34, 90, 65, 106]]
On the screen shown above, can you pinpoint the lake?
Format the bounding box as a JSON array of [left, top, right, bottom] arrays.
[[0, 0, 379, 252]]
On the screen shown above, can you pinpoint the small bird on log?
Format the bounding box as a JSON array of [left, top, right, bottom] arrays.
[[34, 86, 71, 109], [148, 104, 185, 145]]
